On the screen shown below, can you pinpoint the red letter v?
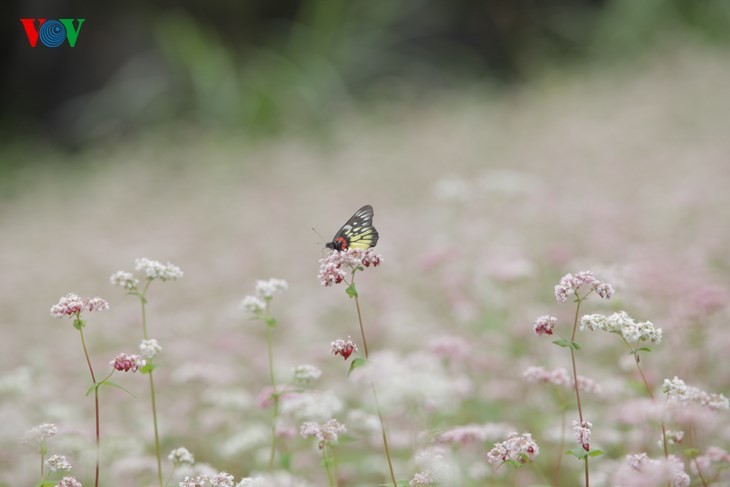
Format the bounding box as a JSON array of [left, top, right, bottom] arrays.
[[19, 18, 46, 47]]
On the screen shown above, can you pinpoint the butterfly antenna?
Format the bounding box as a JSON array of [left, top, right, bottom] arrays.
[[312, 227, 326, 245]]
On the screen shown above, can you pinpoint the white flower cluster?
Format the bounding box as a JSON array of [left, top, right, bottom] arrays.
[[662, 377, 729, 411], [614, 453, 690, 487], [292, 364, 322, 384], [580, 311, 662, 343], [23, 423, 58, 444], [168, 446, 195, 466], [300, 419, 347, 448], [140, 339, 162, 360], [555, 270, 614, 302], [109, 270, 139, 290], [135, 258, 184, 281], [46, 454, 72, 472], [255, 278, 288, 298], [486, 432, 539, 465]]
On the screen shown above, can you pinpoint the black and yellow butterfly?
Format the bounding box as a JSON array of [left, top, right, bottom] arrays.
[[325, 205, 379, 251]]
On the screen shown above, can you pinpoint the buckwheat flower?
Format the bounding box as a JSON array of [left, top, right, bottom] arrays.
[[86, 297, 109, 312], [236, 478, 266, 487], [318, 248, 382, 286], [486, 432, 539, 465], [239, 295, 265, 315], [110, 270, 139, 290], [46, 454, 72, 472], [55, 477, 82, 487], [139, 339, 162, 360], [168, 447, 195, 466], [255, 278, 288, 298], [614, 453, 690, 487], [435, 423, 515, 445], [330, 336, 357, 360], [662, 377, 729, 411], [51, 293, 108, 318], [135, 258, 183, 281], [300, 418, 347, 449], [661, 430, 684, 447], [533, 315, 556, 336], [293, 364, 322, 384], [409, 471, 434, 486], [23, 422, 58, 445], [691, 447, 730, 479], [110, 353, 145, 373], [554, 270, 613, 303], [581, 311, 662, 344], [573, 420, 592, 451], [209, 473, 235, 486]]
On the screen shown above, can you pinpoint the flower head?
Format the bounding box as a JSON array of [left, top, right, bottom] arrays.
[[573, 420, 592, 451], [179, 472, 235, 487], [409, 471, 434, 486], [139, 339, 162, 360], [614, 453, 690, 487], [662, 377, 729, 411], [318, 248, 382, 287], [255, 278, 288, 298], [50, 294, 109, 318], [168, 447, 195, 466], [580, 311, 662, 343], [135, 258, 183, 281], [330, 336, 358, 360], [109, 271, 139, 290], [486, 432, 539, 465], [293, 364, 322, 385], [239, 295, 265, 315], [533, 315, 556, 336], [110, 353, 145, 373], [23, 423, 58, 445], [46, 454, 72, 472], [300, 418, 347, 449], [554, 270, 614, 303], [55, 478, 82, 487]]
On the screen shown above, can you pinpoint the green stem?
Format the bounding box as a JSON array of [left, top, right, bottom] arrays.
[[265, 300, 279, 471], [569, 298, 589, 487], [323, 444, 336, 487], [139, 288, 163, 487], [40, 450, 44, 480], [79, 327, 100, 487], [354, 294, 370, 358]]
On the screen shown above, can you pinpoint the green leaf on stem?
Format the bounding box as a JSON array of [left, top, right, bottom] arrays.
[[37, 482, 57, 487], [504, 458, 524, 468], [553, 338, 581, 350], [86, 379, 135, 397], [345, 283, 358, 298], [567, 448, 603, 459], [348, 357, 367, 377], [266, 317, 278, 328], [140, 363, 158, 375], [72, 318, 85, 330]]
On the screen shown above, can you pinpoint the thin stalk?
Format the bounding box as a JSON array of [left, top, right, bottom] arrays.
[[139, 285, 163, 487], [265, 315, 279, 471], [40, 450, 44, 480], [569, 298, 589, 487], [79, 327, 100, 487], [353, 294, 369, 358], [554, 408, 566, 486], [323, 444, 336, 487]]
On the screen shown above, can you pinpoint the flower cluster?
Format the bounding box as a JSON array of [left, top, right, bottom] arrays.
[[300, 419, 347, 449], [46, 454, 72, 472], [134, 258, 184, 281], [23, 423, 57, 445], [435, 423, 514, 446], [662, 377, 729, 411], [55, 478, 82, 487], [662, 430, 684, 447], [292, 364, 322, 384], [614, 453, 690, 487], [409, 471, 434, 486], [168, 446, 195, 466], [330, 336, 357, 360], [691, 447, 730, 480], [179, 472, 235, 487], [139, 339, 162, 359], [110, 353, 145, 373], [50, 294, 109, 318], [255, 278, 288, 298], [573, 420, 592, 451], [533, 315, 556, 336], [318, 248, 382, 286], [523, 366, 602, 394], [486, 432, 539, 465], [109, 271, 139, 290], [554, 270, 614, 303], [580, 311, 662, 343]]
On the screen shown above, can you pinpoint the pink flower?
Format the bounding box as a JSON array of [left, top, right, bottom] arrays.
[[614, 453, 690, 487], [110, 353, 145, 373], [256, 385, 299, 409], [330, 336, 358, 360], [554, 270, 614, 303], [486, 432, 539, 465], [55, 478, 82, 487], [300, 419, 347, 449], [51, 293, 108, 318], [533, 315, 556, 336], [318, 248, 383, 287], [573, 420, 592, 451]]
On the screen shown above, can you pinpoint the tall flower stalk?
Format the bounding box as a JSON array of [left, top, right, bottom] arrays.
[[240, 278, 289, 471], [111, 258, 183, 487], [50, 293, 110, 487], [301, 419, 347, 486], [536, 270, 614, 487], [319, 247, 397, 486]]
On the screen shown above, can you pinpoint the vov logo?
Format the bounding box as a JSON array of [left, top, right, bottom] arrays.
[[19, 19, 86, 48]]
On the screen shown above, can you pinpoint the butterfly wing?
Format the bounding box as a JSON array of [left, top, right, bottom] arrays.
[[328, 205, 379, 250]]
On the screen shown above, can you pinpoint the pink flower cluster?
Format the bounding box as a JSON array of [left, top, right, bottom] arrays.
[[533, 315, 557, 336], [300, 418, 347, 449], [110, 353, 145, 373], [523, 366, 602, 394], [435, 422, 514, 446], [318, 248, 382, 286], [330, 336, 358, 360], [573, 419, 592, 451], [179, 472, 235, 487], [662, 377, 729, 411], [409, 471, 434, 486], [50, 293, 109, 318], [486, 432, 539, 465], [554, 270, 614, 303], [55, 478, 82, 487], [614, 453, 690, 487]]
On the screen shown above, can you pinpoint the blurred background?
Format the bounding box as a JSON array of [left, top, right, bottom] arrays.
[[2, 0, 730, 486]]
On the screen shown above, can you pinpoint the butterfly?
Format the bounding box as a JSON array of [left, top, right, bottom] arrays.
[[325, 205, 379, 251]]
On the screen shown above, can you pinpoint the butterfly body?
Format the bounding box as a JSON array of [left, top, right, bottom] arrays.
[[326, 205, 379, 251]]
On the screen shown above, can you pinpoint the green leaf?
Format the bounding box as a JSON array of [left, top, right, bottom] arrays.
[[279, 451, 292, 470], [73, 318, 85, 330], [684, 448, 700, 458], [588, 449, 605, 457], [636, 347, 652, 353], [347, 357, 367, 377], [504, 458, 524, 468], [566, 448, 590, 459], [140, 363, 158, 375], [266, 317, 278, 328], [101, 380, 135, 397], [85, 383, 97, 396], [345, 283, 358, 298], [552, 339, 580, 350]]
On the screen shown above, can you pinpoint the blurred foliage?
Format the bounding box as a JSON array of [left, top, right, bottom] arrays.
[[1, 0, 729, 145]]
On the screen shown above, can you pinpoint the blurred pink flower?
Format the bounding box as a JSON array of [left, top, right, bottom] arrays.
[[533, 315, 556, 336], [614, 453, 689, 487], [331, 336, 358, 360], [50, 293, 109, 318], [486, 432, 539, 465], [573, 419, 592, 451], [554, 270, 614, 303], [300, 418, 347, 449], [110, 353, 145, 373]]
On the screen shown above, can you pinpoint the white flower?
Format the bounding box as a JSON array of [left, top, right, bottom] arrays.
[[300, 419, 346, 448], [140, 339, 162, 359], [292, 365, 322, 384], [487, 432, 539, 465], [46, 454, 72, 472], [55, 477, 82, 487], [581, 311, 662, 344], [110, 270, 139, 290], [168, 447, 195, 466], [135, 258, 183, 281], [255, 278, 288, 298], [23, 423, 57, 445], [239, 295, 265, 315]]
